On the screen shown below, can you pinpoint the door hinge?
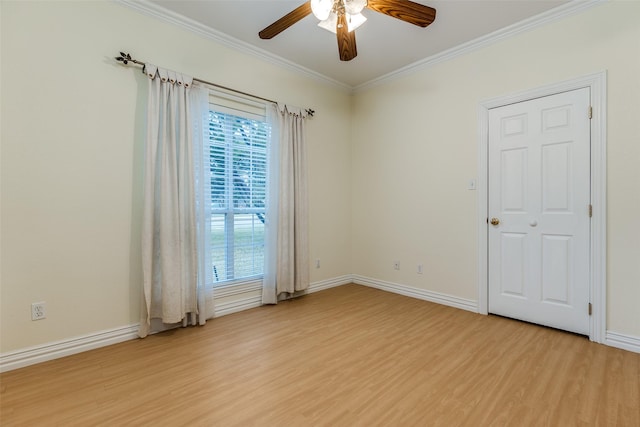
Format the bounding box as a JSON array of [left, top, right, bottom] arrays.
[[588, 106, 593, 119], [588, 303, 592, 316], [589, 204, 593, 218]]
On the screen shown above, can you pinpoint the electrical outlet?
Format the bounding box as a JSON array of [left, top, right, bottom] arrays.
[[31, 302, 46, 321], [315, 259, 321, 269], [417, 264, 423, 274], [394, 261, 400, 270]]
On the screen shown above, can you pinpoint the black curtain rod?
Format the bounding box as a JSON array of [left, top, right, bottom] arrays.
[[115, 52, 315, 117]]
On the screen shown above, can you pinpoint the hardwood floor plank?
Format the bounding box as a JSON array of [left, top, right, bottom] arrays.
[[1, 284, 639, 426]]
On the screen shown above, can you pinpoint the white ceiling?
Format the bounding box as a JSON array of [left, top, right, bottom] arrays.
[[145, 0, 571, 88]]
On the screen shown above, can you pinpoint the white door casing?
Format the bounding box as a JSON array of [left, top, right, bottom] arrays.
[[477, 72, 607, 343], [488, 88, 591, 335]]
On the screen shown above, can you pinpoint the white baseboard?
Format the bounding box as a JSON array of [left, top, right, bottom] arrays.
[[213, 280, 262, 298], [605, 331, 640, 354], [214, 275, 353, 315], [0, 324, 139, 373], [0, 276, 352, 372], [213, 295, 263, 317], [307, 275, 353, 294], [212, 280, 263, 317], [5, 276, 634, 372], [352, 274, 478, 313]]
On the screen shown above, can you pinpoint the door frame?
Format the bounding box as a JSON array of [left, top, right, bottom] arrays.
[[476, 71, 607, 343]]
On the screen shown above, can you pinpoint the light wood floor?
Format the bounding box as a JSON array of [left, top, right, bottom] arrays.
[[1, 284, 639, 426]]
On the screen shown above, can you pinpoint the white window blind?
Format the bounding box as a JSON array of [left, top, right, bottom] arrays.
[[206, 91, 270, 285]]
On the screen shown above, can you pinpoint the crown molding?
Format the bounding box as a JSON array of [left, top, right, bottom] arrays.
[[113, 0, 352, 92], [354, 0, 607, 92], [114, 0, 603, 93]]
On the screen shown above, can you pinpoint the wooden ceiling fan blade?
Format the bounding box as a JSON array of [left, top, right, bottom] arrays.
[[367, 0, 436, 28], [337, 14, 357, 61], [259, 1, 312, 39]]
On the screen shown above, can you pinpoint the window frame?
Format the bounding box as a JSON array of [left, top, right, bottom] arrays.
[[205, 92, 270, 288]]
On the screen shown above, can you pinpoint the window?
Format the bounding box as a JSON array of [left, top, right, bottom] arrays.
[[206, 95, 270, 285]]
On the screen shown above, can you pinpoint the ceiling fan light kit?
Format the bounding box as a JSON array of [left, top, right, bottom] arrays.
[[310, 0, 333, 20], [344, 0, 368, 15], [311, 0, 368, 20], [317, 12, 338, 32], [259, 0, 436, 61], [317, 11, 367, 34], [313, 0, 368, 33]]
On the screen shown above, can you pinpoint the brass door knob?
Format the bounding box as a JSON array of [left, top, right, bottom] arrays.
[[490, 218, 500, 225]]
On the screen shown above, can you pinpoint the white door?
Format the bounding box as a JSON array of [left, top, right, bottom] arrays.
[[488, 87, 591, 335]]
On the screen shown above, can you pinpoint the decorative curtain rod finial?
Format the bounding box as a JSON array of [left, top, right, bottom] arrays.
[[115, 52, 132, 65], [306, 109, 315, 117], [115, 52, 145, 67]]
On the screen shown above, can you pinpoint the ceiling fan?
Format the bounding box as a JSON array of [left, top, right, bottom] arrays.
[[258, 0, 436, 61]]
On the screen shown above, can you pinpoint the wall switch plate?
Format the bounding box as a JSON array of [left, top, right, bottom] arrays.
[[393, 261, 400, 270], [468, 179, 477, 190], [417, 264, 423, 274]]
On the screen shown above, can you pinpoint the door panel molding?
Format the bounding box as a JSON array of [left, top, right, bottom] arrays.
[[488, 88, 591, 334], [477, 71, 607, 343]]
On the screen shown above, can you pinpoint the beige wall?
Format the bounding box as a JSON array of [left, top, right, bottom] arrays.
[[2, 0, 638, 356], [0, 1, 352, 352], [351, 1, 640, 336]]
